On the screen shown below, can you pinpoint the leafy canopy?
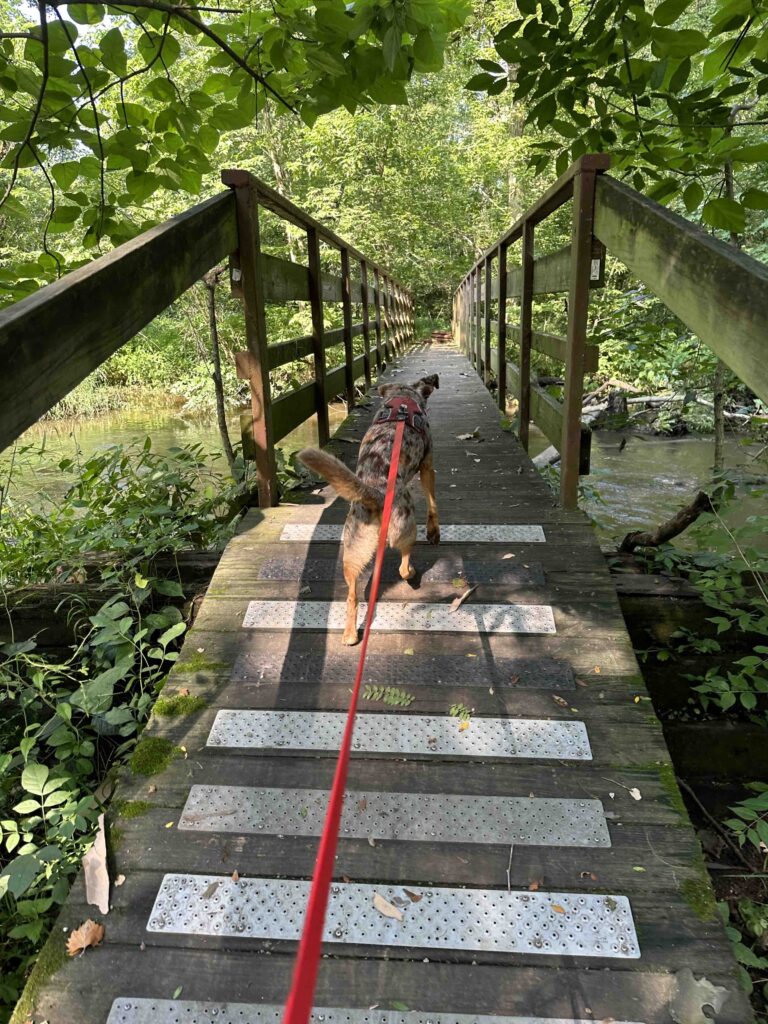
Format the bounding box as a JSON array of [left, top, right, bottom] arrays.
[[466, 0, 768, 234], [0, 0, 468, 298]]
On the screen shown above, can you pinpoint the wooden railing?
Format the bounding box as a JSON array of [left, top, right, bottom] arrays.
[[0, 170, 413, 508], [453, 154, 768, 508]]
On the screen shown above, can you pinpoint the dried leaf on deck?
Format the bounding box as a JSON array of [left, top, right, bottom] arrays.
[[201, 881, 221, 900], [357, 798, 368, 813], [403, 888, 422, 903], [83, 813, 110, 915], [552, 695, 569, 708], [450, 585, 478, 613], [231, 870, 240, 882], [373, 892, 404, 921], [551, 904, 565, 914], [629, 787, 642, 801], [66, 919, 105, 956], [528, 880, 541, 891]]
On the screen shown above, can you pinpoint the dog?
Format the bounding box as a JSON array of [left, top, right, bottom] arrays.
[[298, 374, 440, 645]]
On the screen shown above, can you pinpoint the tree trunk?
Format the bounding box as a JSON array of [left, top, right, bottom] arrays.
[[713, 358, 727, 475], [203, 269, 238, 480]]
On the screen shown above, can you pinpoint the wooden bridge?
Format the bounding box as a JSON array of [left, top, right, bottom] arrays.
[[4, 155, 768, 1024]]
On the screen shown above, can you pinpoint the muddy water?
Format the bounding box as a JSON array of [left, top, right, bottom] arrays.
[[2, 404, 765, 546]]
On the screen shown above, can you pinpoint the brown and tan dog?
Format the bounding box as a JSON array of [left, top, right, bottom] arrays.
[[298, 374, 440, 645]]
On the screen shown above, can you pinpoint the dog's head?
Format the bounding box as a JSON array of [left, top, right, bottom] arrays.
[[378, 373, 439, 408]]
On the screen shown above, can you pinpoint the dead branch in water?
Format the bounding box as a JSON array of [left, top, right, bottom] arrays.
[[619, 491, 714, 553]]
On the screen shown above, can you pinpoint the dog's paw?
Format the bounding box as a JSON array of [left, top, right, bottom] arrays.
[[426, 525, 440, 545], [342, 630, 360, 646]]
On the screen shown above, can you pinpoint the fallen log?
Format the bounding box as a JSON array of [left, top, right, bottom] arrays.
[[619, 491, 714, 553]]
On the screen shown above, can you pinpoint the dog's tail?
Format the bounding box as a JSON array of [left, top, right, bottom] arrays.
[[298, 448, 383, 511]]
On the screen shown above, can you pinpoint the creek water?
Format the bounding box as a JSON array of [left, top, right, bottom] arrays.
[[2, 402, 765, 547]]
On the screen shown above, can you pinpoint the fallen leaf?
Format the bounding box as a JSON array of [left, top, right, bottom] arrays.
[[458, 720, 470, 732], [580, 871, 598, 881], [450, 585, 478, 613], [83, 813, 110, 915], [466, 653, 476, 658], [633, 866, 646, 872], [551, 904, 565, 914], [201, 881, 221, 900], [165, 821, 174, 829], [357, 798, 368, 813], [373, 892, 404, 921], [633, 695, 641, 703], [368, 836, 376, 847], [403, 888, 423, 903], [173, 987, 183, 999], [342, 875, 352, 883], [147, 784, 157, 794], [575, 678, 588, 687], [552, 695, 569, 707], [605, 896, 618, 911], [178, 688, 191, 697], [509, 674, 520, 685], [528, 880, 541, 891], [403, 647, 414, 656], [502, 553, 515, 559], [115, 874, 126, 887], [629, 787, 642, 801], [451, 577, 465, 588], [231, 870, 240, 882], [196, 647, 205, 653], [594, 666, 602, 674], [66, 919, 104, 956]]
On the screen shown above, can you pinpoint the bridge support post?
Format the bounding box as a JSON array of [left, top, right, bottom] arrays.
[[340, 247, 355, 409], [483, 256, 492, 386], [373, 268, 383, 370], [307, 226, 330, 447], [360, 260, 372, 389], [497, 243, 507, 412], [561, 163, 600, 508], [519, 219, 534, 451], [221, 170, 278, 508], [474, 267, 482, 373]]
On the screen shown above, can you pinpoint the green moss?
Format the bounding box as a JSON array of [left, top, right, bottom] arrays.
[[681, 876, 718, 922], [115, 799, 153, 819], [154, 694, 207, 717], [10, 920, 69, 1024], [129, 737, 182, 776], [629, 760, 688, 820], [109, 825, 124, 850], [174, 651, 229, 674]]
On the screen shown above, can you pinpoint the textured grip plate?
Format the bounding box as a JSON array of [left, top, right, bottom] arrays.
[[279, 524, 547, 543]]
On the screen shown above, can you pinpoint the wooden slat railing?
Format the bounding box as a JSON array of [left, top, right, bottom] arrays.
[[0, 170, 414, 509], [453, 153, 768, 508]]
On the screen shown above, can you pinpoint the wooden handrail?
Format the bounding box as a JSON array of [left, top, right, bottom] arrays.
[[0, 192, 237, 453], [0, 170, 414, 511]]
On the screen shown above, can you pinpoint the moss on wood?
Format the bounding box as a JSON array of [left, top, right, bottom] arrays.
[[129, 737, 182, 776], [153, 694, 207, 717]]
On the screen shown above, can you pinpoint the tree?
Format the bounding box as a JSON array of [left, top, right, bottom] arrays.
[[0, 0, 469, 304]]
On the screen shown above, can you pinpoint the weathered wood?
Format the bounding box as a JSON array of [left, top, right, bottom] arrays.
[[483, 256, 492, 383], [261, 252, 310, 303], [493, 322, 600, 372], [0, 192, 236, 453], [340, 247, 355, 408], [360, 259, 372, 387], [373, 267, 383, 370], [271, 381, 316, 442], [307, 226, 330, 446], [519, 219, 534, 449], [561, 167, 598, 508], [506, 359, 591, 471], [496, 244, 507, 410], [595, 174, 768, 404], [222, 172, 277, 507]]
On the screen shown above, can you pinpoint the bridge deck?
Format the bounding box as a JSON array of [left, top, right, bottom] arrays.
[[26, 344, 750, 1024]]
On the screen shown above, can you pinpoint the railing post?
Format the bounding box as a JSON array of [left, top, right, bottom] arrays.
[[474, 266, 482, 376], [519, 219, 534, 451], [497, 244, 507, 412], [373, 267, 383, 369], [561, 165, 599, 508], [307, 226, 330, 446], [484, 255, 492, 385], [221, 170, 278, 508], [360, 259, 372, 387], [340, 246, 355, 408]]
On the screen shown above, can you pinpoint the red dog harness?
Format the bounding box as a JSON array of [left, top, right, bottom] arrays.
[[372, 396, 427, 435]]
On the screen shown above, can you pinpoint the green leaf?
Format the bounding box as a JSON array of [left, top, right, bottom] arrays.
[[742, 188, 768, 210], [731, 143, 768, 163], [653, 0, 694, 26], [683, 181, 704, 212], [702, 197, 745, 234], [99, 27, 127, 77], [13, 800, 41, 815], [382, 26, 400, 72], [158, 622, 186, 647], [21, 763, 49, 796], [69, 4, 105, 24], [51, 161, 80, 189], [0, 854, 40, 898], [651, 28, 708, 58], [154, 579, 184, 597], [668, 56, 691, 92], [465, 73, 496, 91]]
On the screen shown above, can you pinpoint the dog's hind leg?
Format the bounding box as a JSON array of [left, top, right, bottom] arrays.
[[342, 556, 361, 646], [419, 453, 440, 545]]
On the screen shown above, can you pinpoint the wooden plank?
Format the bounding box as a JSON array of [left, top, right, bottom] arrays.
[[221, 172, 277, 507], [307, 226, 330, 446], [497, 242, 507, 410], [266, 336, 313, 370], [271, 381, 316, 443], [0, 192, 236, 453], [261, 252, 310, 303], [483, 256, 492, 383], [360, 259, 372, 387], [492, 323, 599, 373], [594, 174, 768, 404], [326, 354, 365, 397], [373, 267, 383, 370]]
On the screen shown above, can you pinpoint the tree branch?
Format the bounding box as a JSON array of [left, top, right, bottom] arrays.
[[619, 491, 714, 553]]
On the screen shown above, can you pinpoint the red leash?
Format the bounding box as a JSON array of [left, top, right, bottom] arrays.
[[282, 419, 406, 1024]]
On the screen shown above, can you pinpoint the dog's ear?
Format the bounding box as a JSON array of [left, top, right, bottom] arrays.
[[422, 373, 439, 390], [413, 375, 438, 400], [378, 384, 395, 397]]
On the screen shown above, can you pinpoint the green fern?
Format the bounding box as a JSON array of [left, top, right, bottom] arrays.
[[363, 685, 415, 707]]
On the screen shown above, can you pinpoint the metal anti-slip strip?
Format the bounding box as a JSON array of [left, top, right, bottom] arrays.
[[178, 786, 610, 848], [147, 876, 640, 958], [241, 601, 556, 635], [279, 524, 546, 543], [107, 1000, 645, 1024], [207, 711, 592, 761]]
